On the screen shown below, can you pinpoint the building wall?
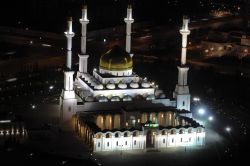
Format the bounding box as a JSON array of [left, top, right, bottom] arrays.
[[93, 130, 145, 152], [93, 127, 205, 152]]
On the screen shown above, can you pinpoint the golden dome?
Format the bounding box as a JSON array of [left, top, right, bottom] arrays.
[[99, 45, 133, 71]]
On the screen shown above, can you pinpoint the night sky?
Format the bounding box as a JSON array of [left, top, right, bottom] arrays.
[[0, 0, 242, 33]]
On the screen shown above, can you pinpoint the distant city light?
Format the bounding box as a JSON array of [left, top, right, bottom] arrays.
[[226, 127, 231, 132], [103, 38, 106, 42], [208, 116, 213, 121], [32, 105, 36, 109], [198, 108, 205, 115], [0, 120, 11, 124], [193, 97, 200, 102], [49, 85, 54, 90]]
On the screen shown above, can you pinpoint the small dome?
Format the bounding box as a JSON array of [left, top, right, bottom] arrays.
[[99, 45, 133, 71], [106, 84, 115, 89], [97, 96, 108, 102], [85, 96, 94, 102], [146, 94, 155, 100], [130, 82, 139, 88], [158, 93, 166, 99], [123, 95, 132, 101], [111, 96, 120, 102], [155, 89, 163, 96], [94, 84, 104, 90], [118, 83, 127, 89], [141, 82, 150, 88]]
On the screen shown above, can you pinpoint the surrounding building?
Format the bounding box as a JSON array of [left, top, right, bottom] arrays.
[[0, 113, 27, 145], [201, 31, 250, 58], [60, 3, 205, 152]]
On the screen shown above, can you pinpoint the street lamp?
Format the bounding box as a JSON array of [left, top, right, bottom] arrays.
[[31, 105, 36, 109], [226, 127, 231, 132], [198, 108, 205, 115], [208, 116, 213, 121]]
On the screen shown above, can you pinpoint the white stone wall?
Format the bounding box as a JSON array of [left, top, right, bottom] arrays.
[[93, 127, 205, 152], [93, 130, 145, 152]]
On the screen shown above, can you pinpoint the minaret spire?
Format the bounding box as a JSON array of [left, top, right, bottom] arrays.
[[174, 16, 191, 115], [124, 3, 134, 55], [64, 17, 75, 69], [180, 16, 190, 66], [60, 16, 77, 122], [78, 2, 90, 75]]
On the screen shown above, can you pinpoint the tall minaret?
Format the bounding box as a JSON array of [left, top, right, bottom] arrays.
[[78, 4, 89, 77], [65, 17, 75, 69], [174, 16, 191, 114], [60, 17, 77, 122], [124, 4, 134, 56]]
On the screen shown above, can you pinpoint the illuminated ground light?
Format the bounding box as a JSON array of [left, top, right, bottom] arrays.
[[193, 97, 200, 102], [226, 127, 231, 132], [198, 108, 205, 115], [31, 105, 36, 109], [208, 116, 213, 121]]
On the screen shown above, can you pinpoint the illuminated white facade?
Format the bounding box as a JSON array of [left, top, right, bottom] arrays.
[[59, 4, 205, 152], [78, 5, 90, 77], [92, 127, 205, 152]]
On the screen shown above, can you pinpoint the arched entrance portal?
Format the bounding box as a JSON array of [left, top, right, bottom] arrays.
[[146, 130, 155, 148]]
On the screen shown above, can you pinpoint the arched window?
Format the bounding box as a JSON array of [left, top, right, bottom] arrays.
[[162, 130, 166, 135], [106, 133, 111, 138], [96, 134, 102, 139], [188, 128, 192, 133], [124, 132, 128, 137], [197, 128, 202, 133], [133, 131, 138, 137], [115, 133, 119, 138], [179, 129, 184, 134], [170, 129, 175, 135]]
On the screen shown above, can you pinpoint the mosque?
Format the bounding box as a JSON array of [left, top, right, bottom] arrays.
[[59, 3, 205, 152]]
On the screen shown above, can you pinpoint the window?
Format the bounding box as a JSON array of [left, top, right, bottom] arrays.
[[106, 133, 111, 138], [98, 142, 100, 147], [116, 141, 118, 146], [181, 138, 182, 142], [163, 139, 165, 143], [68, 106, 71, 111], [189, 137, 191, 142], [197, 136, 199, 141], [172, 138, 174, 143], [124, 132, 128, 137], [133, 131, 137, 137], [134, 140, 136, 145], [115, 133, 119, 138], [162, 130, 166, 135], [107, 142, 109, 147], [182, 101, 185, 106], [125, 141, 127, 145]]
